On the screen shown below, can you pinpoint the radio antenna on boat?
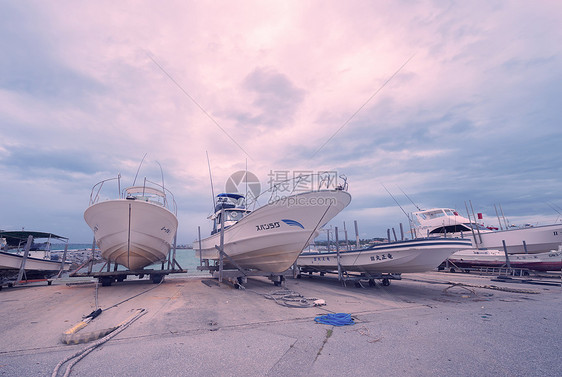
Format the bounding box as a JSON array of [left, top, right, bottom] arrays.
[[206, 151, 216, 210], [147, 53, 253, 161], [310, 53, 415, 158], [545, 202, 562, 223], [397, 186, 421, 211], [494, 204, 504, 230], [155, 160, 167, 206], [498, 204, 509, 229], [381, 183, 413, 225], [546, 202, 562, 215], [133, 153, 148, 186]]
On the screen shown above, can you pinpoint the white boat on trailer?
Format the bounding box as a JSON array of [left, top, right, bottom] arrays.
[[83, 172, 180, 284], [198, 181, 352, 274], [411, 207, 562, 254], [297, 238, 474, 280], [0, 231, 72, 286], [444, 246, 562, 272]]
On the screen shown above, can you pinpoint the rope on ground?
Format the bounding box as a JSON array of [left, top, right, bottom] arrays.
[[314, 313, 355, 326], [446, 281, 540, 294], [52, 308, 147, 377], [103, 278, 164, 311], [264, 288, 323, 308], [442, 284, 477, 296], [61, 308, 104, 345], [246, 288, 324, 308], [60, 278, 163, 344], [403, 277, 541, 294]]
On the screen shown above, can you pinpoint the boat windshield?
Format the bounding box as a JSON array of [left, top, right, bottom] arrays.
[[211, 209, 248, 235], [429, 224, 472, 234], [463, 222, 489, 231], [126, 188, 166, 206], [423, 210, 446, 219]]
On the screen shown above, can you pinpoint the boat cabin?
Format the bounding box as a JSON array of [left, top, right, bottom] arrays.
[[211, 193, 251, 234], [412, 208, 489, 236], [125, 186, 167, 206]]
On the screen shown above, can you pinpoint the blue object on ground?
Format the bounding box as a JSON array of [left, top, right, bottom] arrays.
[[314, 313, 355, 326]]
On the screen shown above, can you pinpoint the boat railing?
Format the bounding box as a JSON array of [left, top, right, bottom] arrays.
[[89, 176, 122, 206], [88, 176, 177, 215], [123, 178, 177, 215]]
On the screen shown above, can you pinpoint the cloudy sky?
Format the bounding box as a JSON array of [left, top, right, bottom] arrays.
[[1, 1, 561, 244]]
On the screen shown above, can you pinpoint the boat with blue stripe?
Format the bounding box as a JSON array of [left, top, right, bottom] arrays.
[[298, 238, 473, 274]]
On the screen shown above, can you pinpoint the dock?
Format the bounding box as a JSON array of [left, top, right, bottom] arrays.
[[0, 271, 560, 376]]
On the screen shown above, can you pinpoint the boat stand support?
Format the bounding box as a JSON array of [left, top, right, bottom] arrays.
[[70, 244, 186, 287], [1, 235, 65, 289], [297, 266, 401, 288], [70, 261, 187, 286]]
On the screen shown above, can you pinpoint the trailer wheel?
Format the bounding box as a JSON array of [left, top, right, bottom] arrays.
[[382, 278, 390, 286], [449, 268, 456, 273], [368, 279, 376, 287], [150, 274, 163, 284], [100, 277, 113, 287], [236, 276, 248, 288]]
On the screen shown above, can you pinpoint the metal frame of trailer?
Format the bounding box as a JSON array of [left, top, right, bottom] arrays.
[[297, 265, 401, 288], [70, 263, 186, 286], [197, 261, 295, 289], [295, 225, 402, 288], [69, 238, 186, 286]]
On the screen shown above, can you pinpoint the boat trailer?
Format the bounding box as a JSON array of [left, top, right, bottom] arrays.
[[70, 242, 186, 286], [197, 262, 295, 289], [0, 233, 70, 290], [297, 266, 401, 288], [70, 265, 186, 286]]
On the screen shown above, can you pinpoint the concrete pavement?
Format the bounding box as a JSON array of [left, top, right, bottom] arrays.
[[0, 271, 560, 376]]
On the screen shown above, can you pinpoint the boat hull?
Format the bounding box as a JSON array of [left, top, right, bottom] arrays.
[[199, 190, 351, 273], [470, 224, 562, 254], [84, 199, 178, 270], [0, 251, 71, 282], [298, 239, 474, 274], [447, 248, 562, 272], [413, 208, 562, 254]]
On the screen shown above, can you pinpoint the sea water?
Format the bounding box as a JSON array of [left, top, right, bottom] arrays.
[[51, 244, 209, 277]]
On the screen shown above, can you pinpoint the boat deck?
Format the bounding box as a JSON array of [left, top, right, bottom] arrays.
[[0, 271, 560, 376]]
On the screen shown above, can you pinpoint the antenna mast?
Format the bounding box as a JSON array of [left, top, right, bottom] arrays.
[[133, 153, 148, 186], [381, 183, 415, 236], [155, 160, 166, 206], [398, 186, 421, 211], [206, 151, 216, 211]]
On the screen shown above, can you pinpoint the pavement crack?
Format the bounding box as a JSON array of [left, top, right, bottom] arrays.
[[314, 328, 333, 362]]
